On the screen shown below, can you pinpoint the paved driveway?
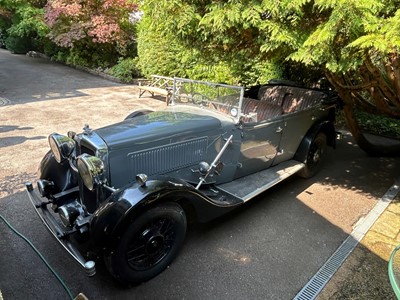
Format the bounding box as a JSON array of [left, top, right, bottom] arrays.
[[0, 49, 399, 299]]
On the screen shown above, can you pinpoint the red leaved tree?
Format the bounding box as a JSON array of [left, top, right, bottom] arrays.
[[45, 0, 138, 65]]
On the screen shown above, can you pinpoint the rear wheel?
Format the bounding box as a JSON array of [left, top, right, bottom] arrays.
[[105, 202, 186, 284], [298, 132, 327, 178]]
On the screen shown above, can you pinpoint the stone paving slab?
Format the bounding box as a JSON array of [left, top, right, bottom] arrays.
[[318, 196, 400, 299]]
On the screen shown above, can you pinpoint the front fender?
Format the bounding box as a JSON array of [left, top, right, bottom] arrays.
[[90, 176, 238, 248], [89, 177, 188, 245], [39, 150, 78, 192]]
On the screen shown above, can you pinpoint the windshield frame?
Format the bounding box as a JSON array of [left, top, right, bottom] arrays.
[[171, 77, 244, 123]]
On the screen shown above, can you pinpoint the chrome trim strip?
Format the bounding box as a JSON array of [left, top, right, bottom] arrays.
[[25, 183, 96, 276]]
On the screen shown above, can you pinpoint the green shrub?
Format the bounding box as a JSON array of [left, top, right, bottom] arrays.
[[5, 34, 32, 53], [65, 48, 90, 67], [42, 37, 61, 57], [109, 57, 140, 82], [4, 4, 48, 54], [356, 110, 400, 139], [52, 49, 69, 63]]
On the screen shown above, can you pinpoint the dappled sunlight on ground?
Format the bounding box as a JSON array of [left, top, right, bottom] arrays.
[[217, 247, 252, 265], [296, 182, 375, 234]]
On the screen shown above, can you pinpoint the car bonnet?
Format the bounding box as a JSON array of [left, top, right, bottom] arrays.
[[94, 111, 223, 151]]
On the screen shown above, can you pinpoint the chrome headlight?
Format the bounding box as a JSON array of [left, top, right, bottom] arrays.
[[76, 154, 104, 191], [48, 133, 75, 163]]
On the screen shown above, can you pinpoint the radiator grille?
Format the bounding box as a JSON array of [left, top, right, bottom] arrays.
[[129, 137, 208, 177]]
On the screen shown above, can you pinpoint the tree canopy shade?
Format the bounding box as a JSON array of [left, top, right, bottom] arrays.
[[138, 0, 400, 155]]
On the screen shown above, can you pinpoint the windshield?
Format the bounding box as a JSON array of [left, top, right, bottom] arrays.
[[171, 78, 244, 122]]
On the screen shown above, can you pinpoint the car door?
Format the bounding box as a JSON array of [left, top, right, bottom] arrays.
[[234, 116, 285, 179], [273, 109, 315, 165], [272, 89, 330, 166]]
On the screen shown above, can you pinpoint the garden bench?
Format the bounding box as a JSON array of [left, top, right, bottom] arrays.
[[138, 75, 174, 103]]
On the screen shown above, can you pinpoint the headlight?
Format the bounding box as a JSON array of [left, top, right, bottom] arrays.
[[230, 107, 238, 117], [76, 154, 104, 191], [48, 133, 75, 163]]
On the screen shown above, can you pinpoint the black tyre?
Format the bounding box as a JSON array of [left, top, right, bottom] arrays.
[[298, 132, 327, 178], [105, 202, 187, 284], [124, 109, 153, 120]]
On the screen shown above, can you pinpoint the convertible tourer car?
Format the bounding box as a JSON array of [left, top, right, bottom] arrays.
[[26, 77, 338, 284]]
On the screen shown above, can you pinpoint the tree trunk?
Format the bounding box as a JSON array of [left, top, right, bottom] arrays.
[[342, 104, 400, 156], [326, 72, 400, 157]]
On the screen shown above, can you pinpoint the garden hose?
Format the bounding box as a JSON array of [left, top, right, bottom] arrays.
[[0, 213, 74, 300]]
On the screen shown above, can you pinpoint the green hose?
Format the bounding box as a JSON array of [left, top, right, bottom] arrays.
[[0, 213, 74, 300]]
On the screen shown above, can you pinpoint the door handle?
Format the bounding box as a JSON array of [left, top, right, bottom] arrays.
[[276, 127, 283, 133]]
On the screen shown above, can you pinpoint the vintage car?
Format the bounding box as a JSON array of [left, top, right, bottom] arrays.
[[26, 77, 338, 284]]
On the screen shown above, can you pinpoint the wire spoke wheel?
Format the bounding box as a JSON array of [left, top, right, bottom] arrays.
[[126, 216, 178, 271], [105, 203, 186, 284]]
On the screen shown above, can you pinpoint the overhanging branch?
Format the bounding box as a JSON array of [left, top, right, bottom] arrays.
[[325, 72, 376, 91]]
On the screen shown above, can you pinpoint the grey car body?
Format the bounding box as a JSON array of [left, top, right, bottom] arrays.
[[27, 78, 338, 284]]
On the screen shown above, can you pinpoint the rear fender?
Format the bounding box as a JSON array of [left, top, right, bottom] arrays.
[[294, 121, 336, 163]]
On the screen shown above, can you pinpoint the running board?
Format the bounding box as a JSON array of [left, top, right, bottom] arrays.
[[216, 160, 305, 202]]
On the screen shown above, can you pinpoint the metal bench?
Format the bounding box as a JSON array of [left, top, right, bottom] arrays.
[[138, 75, 174, 103]]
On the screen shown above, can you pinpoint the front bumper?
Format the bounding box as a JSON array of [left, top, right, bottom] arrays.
[[25, 182, 96, 276]]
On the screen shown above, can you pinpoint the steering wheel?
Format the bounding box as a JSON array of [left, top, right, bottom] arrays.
[[191, 93, 204, 104]]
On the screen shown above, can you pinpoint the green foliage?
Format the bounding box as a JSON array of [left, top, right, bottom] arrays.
[[0, 13, 11, 47], [137, 1, 283, 85], [7, 5, 47, 37], [5, 35, 31, 53], [109, 57, 140, 82], [253, 0, 400, 76], [136, 7, 193, 78], [3, 3, 48, 53], [356, 111, 400, 138], [41, 36, 62, 57], [52, 49, 69, 63]]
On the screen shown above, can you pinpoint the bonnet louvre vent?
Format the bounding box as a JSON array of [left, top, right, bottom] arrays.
[[129, 137, 208, 177]]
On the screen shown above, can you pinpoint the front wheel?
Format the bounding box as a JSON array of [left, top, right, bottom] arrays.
[[298, 132, 327, 178], [105, 202, 187, 284]]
